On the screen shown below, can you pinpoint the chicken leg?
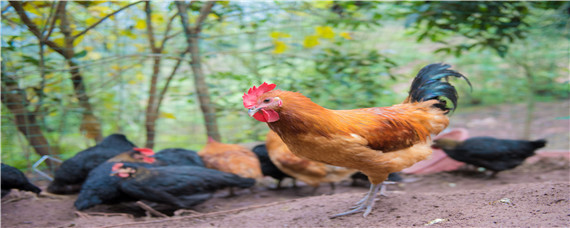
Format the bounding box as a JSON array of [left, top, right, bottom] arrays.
[[330, 182, 382, 218]]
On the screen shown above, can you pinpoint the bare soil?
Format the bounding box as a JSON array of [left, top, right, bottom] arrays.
[[2, 100, 569, 228]]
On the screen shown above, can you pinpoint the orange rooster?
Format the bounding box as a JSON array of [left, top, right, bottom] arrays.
[[266, 130, 356, 194], [198, 137, 263, 195], [243, 63, 470, 218]]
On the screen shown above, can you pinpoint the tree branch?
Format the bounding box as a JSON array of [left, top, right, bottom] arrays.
[[155, 48, 190, 114], [39, 1, 56, 35], [159, 13, 179, 51], [1, 4, 10, 14], [44, 1, 64, 41], [144, 1, 158, 52], [9, 1, 67, 57], [72, 1, 144, 41], [194, 1, 215, 32]]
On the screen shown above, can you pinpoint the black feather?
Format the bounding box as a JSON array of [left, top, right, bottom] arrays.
[[115, 165, 256, 208], [252, 144, 291, 186], [435, 137, 547, 173], [75, 148, 205, 210], [48, 134, 136, 194], [153, 148, 205, 167], [74, 162, 146, 210], [1, 163, 42, 197], [408, 63, 471, 113]]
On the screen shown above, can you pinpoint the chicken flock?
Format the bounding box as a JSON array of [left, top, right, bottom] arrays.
[[1, 63, 549, 219]]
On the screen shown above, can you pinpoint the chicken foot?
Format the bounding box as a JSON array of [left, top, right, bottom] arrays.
[[330, 183, 382, 218], [346, 180, 395, 211]]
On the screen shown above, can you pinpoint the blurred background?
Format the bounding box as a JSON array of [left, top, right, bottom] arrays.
[[1, 1, 568, 170]]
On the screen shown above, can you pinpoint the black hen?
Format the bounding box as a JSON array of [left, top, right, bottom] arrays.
[[350, 172, 403, 187], [252, 144, 292, 189], [111, 163, 255, 208], [74, 148, 203, 210], [433, 137, 547, 177], [1, 163, 42, 198], [153, 148, 205, 167], [48, 134, 136, 194], [74, 162, 148, 210]]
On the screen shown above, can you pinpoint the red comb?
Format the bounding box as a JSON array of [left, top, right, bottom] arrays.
[[243, 82, 276, 108], [133, 148, 154, 156], [111, 163, 124, 171]]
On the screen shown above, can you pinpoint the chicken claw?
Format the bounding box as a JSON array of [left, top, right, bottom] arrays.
[[330, 183, 382, 218], [348, 180, 395, 210]]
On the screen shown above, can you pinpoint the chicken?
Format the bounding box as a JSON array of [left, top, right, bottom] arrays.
[[75, 147, 205, 210], [198, 137, 262, 178], [252, 143, 293, 189], [350, 172, 402, 187], [74, 162, 146, 210], [152, 148, 205, 167], [47, 134, 136, 194], [433, 137, 547, 177], [1, 163, 42, 198], [108, 147, 204, 166], [198, 137, 263, 195], [265, 130, 357, 194], [107, 148, 156, 163], [243, 63, 469, 217], [110, 163, 256, 208]]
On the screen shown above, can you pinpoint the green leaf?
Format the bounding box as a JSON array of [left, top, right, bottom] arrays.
[[22, 55, 40, 66], [74, 50, 88, 58]]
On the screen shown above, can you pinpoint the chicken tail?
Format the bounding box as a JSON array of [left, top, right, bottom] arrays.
[[405, 63, 471, 113], [531, 139, 547, 149], [21, 183, 42, 195]]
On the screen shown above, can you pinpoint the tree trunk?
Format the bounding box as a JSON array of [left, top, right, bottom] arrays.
[[68, 60, 103, 142], [143, 1, 161, 149], [58, 2, 103, 142], [176, 1, 221, 141], [145, 55, 161, 149], [1, 67, 57, 167], [521, 63, 535, 140]]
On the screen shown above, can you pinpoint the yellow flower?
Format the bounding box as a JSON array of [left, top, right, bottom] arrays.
[[340, 32, 352, 40], [135, 19, 146, 30], [303, 35, 319, 48], [160, 112, 176, 119], [316, 26, 334, 39], [270, 31, 291, 39], [273, 40, 288, 54]]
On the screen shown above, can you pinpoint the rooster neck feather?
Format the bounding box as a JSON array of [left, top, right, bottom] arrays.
[[265, 91, 337, 138]]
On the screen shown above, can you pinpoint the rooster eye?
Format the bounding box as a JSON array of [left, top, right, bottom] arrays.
[[263, 98, 271, 103]]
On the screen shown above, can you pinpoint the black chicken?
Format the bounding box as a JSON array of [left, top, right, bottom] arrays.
[[107, 148, 156, 163], [74, 147, 204, 210], [48, 134, 136, 194], [252, 144, 292, 189], [152, 148, 205, 167], [350, 172, 403, 186], [433, 137, 547, 177], [110, 163, 256, 208], [1, 163, 42, 198], [74, 162, 147, 210]]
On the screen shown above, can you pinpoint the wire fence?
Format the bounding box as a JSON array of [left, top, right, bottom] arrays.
[[1, 1, 568, 174]]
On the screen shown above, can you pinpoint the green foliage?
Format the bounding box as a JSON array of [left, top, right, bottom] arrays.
[[1, 1, 568, 169], [401, 1, 567, 57]]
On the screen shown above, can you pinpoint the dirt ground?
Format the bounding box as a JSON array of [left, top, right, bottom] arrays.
[[2, 100, 569, 227]]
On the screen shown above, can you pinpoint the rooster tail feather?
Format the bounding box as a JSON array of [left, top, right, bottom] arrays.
[[406, 63, 471, 113]]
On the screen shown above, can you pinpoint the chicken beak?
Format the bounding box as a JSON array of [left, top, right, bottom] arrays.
[[248, 107, 261, 117]]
